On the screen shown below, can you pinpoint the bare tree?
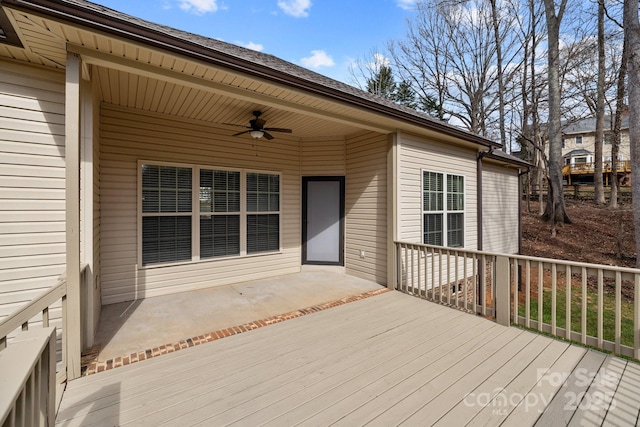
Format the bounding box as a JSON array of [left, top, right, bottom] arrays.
[[594, 0, 606, 204], [542, 0, 572, 229], [490, 0, 507, 147], [623, 0, 640, 267], [609, 38, 627, 209], [389, 0, 523, 138]]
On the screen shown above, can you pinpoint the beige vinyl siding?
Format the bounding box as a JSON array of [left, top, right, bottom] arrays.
[[397, 135, 477, 290], [0, 61, 65, 327], [301, 138, 346, 176], [345, 132, 387, 284], [100, 104, 301, 304], [482, 163, 519, 254], [398, 135, 478, 249]]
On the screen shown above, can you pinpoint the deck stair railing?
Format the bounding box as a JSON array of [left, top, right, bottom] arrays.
[[0, 266, 88, 426], [395, 241, 640, 360]]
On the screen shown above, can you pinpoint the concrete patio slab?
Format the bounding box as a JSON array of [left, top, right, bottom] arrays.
[[92, 267, 383, 362]]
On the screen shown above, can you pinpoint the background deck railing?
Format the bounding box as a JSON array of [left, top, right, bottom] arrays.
[[395, 242, 640, 360], [0, 265, 88, 425]]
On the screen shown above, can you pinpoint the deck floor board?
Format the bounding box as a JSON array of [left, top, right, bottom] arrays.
[[56, 291, 640, 426]]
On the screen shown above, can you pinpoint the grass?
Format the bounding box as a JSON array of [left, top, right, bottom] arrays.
[[517, 278, 635, 348]]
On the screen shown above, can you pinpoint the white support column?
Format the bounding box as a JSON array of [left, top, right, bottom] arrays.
[[387, 133, 398, 289], [81, 77, 95, 349], [65, 52, 82, 380]]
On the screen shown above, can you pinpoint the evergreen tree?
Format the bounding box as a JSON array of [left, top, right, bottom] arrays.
[[393, 80, 418, 109], [366, 65, 397, 99], [418, 94, 445, 120]]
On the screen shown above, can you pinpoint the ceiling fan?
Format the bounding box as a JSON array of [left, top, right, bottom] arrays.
[[226, 111, 292, 140]]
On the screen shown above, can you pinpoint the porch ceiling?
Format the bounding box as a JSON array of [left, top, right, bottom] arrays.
[[91, 65, 364, 140], [0, 5, 393, 140]]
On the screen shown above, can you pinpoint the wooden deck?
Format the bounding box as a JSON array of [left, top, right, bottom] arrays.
[[56, 291, 640, 426]]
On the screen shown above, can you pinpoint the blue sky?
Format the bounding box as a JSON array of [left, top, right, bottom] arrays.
[[93, 0, 417, 84]]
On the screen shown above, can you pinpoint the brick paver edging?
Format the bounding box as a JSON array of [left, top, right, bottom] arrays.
[[82, 287, 391, 376]]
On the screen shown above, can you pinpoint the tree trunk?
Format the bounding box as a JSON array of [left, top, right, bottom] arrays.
[[609, 39, 627, 210], [542, 0, 572, 226], [594, 0, 606, 204], [623, 0, 640, 267], [490, 0, 507, 149]]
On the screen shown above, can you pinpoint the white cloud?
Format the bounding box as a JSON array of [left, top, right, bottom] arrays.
[[277, 0, 312, 17], [368, 53, 391, 71], [241, 42, 264, 52], [396, 0, 416, 10], [301, 50, 335, 68], [178, 0, 218, 14]]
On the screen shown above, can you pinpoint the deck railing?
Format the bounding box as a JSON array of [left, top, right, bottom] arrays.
[[395, 241, 640, 360], [562, 160, 631, 175], [1, 328, 56, 427], [0, 265, 88, 425]]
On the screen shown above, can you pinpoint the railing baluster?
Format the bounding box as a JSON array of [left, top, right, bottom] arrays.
[[431, 247, 435, 301], [446, 250, 451, 305], [597, 269, 604, 349], [403, 244, 408, 292], [418, 246, 422, 297], [439, 249, 444, 304], [635, 274, 640, 360], [455, 251, 460, 306], [481, 254, 487, 316], [525, 260, 530, 328], [492, 256, 497, 315], [42, 307, 49, 328], [566, 265, 572, 340], [472, 254, 477, 313], [412, 245, 416, 292], [581, 267, 587, 345], [463, 252, 468, 310], [538, 261, 543, 332], [513, 258, 518, 326], [22, 321, 28, 331], [551, 263, 557, 336], [615, 271, 622, 355]]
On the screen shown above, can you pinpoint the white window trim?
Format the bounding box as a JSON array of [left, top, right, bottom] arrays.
[[421, 169, 466, 248], [137, 160, 282, 268]]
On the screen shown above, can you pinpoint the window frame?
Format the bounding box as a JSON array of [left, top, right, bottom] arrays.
[[138, 160, 282, 268], [421, 169, 466, 248]]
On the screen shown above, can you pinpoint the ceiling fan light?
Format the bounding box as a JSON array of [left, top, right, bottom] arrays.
[[250, 130, 264, 139]]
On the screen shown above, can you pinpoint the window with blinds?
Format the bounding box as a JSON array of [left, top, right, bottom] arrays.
[[246, 173, 280, 253], [140, 163, 281, 266], [141, 165, 193, 265], [200, 169, 240, 258], [422, 171, 464, 248]]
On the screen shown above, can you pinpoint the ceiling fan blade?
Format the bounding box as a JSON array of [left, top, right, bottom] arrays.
[[264, 127, 292, 133], [263, 132, 274, 140], [222, 122, 250, 128], [232, 130, 251, 136]]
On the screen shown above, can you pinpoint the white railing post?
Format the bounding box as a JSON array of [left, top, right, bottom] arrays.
[[495, 255, 511, 327]]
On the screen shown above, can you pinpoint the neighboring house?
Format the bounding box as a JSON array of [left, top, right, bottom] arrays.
[[0, 0, 526, 376], [561, 115, 631, 185]]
